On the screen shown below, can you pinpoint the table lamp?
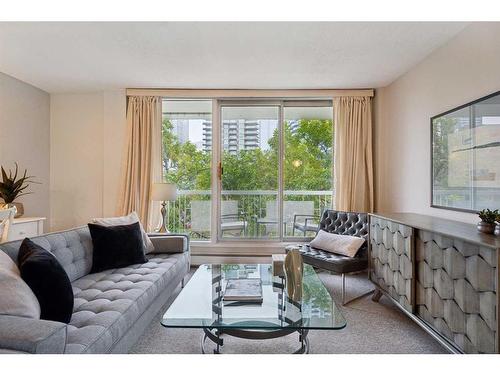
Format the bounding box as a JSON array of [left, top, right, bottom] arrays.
[[151, 183, 177, 233]]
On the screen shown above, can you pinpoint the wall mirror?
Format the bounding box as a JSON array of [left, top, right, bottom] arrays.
[[431, 91, 500, 212]]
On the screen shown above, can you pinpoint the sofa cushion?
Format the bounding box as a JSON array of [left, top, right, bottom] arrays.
[[88, 222, 147, 273], [149, 234, 188, 254], [0, 227, 93, 283], [298, 244, 368, 274], [0, 314, 67, 354], [65, 252, 188, 354], [0, 250, 40, 319], [18, 239, 74, 323], [92, 212, 155, 254]]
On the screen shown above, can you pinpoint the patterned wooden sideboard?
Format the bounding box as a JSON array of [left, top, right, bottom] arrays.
[[369, 213, 500, 354]]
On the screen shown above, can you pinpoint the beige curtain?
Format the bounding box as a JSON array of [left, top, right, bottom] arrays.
[[333, 96, 374, 212], [118, 96, 163, 229]]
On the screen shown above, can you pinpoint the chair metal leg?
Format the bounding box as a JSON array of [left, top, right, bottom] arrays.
[[341, 273, 346, 305], [181, 277, 185, 289]]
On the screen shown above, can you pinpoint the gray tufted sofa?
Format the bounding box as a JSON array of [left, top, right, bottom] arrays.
[[288, 210, 373, 305], [0, 227, 190, 354]]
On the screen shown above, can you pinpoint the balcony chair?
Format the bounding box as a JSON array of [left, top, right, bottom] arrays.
[[190, 200, 247, 238], [256, 200, 316, 237], [292, 205, 322, 237], [287, 209, 374, 305]]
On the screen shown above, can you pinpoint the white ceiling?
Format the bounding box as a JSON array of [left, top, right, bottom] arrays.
[[0, 22, 468, 93]]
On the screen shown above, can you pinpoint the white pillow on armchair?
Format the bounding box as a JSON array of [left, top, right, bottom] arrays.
[[309, 230, 365, 258]]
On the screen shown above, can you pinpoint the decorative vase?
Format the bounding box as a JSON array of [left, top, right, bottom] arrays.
[[495, 224, 500, 236], [11, 202, 24, 218], [1, 202, 19, 217], [284, 249, 303, 303], [477, 221, 495, 234], [4, 202, 23, 218]]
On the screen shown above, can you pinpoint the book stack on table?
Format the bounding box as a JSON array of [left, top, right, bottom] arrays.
[[223, 279, 263, 304]]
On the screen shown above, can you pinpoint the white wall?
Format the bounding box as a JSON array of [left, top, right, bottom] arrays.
[[0, 72, 50, 224], [50, 90, 126, 231], [374, 23, 500, 224]]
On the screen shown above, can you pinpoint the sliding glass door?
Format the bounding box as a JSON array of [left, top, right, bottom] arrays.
[[218, 101, 333, 241], [283, 104, 333, 238], [219, 105, 280, 239]]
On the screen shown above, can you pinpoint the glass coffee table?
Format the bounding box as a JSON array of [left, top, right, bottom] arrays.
[[161, 264, 346, 354]]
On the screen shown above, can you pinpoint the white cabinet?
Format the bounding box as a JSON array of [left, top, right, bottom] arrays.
[[9, 217, 45, 241]]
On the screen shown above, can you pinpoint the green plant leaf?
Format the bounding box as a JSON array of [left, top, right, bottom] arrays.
[[1, 166, 7, 183], [0, 163, 39, 203]]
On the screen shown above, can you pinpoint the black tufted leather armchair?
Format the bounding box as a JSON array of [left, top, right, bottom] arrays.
[[288, 210, 373, 305]]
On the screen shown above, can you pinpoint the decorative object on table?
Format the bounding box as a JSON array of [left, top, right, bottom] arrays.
[[272, 253, 286, 277], [0, 163, 39, 218], [223, 278, 263, 304], [476, 208, 498, 234], [284, 248, 303, 303], [151, 183, 177, 233], [495, 212, 500, 236], [285, 244, 301, 252]]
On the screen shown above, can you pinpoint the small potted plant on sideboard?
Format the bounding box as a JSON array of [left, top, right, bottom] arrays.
[[495, 212, 500, 236], [477, 209, 499, 235], [0, 163, 38, 218]]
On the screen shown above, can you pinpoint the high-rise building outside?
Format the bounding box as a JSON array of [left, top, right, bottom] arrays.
[[202, 120, 261, 154], [168, 119, 190, 144]]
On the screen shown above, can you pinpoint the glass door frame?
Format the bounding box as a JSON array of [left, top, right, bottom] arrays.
[[214, 99, 333, 242], [216, 100, 283, 242]]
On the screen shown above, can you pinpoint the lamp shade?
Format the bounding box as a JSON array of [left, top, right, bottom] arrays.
[[151, 183, 177, 201]]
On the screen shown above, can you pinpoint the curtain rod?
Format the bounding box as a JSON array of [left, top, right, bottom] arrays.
[[126, 88, 374, 98]]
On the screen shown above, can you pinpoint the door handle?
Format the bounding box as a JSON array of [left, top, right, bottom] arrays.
[[217, 162, 223, 180]]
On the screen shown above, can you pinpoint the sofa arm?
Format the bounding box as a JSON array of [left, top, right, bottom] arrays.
[[148, 233, 190, 254], [0, 315, 67, 354]]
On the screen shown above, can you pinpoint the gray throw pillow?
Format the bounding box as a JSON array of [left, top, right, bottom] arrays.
[[0, 250, 41, 319]]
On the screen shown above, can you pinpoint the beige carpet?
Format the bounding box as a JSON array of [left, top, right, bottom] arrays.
[[131, 268, 446, 354]]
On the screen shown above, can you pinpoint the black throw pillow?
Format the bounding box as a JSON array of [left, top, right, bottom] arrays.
[[88, 222, 147, 273], [18, 238, 74, 323]]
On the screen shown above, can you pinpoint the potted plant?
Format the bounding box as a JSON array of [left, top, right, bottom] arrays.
[[477, 209, 498, 234], [495, 213, 500, 236], [0, 163, 38, 218]]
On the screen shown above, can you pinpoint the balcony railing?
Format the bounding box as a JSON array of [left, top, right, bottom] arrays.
[[165, 189, 333, 240]]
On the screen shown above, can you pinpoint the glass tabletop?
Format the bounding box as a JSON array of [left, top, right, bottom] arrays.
[[161, 264, 346, 331]]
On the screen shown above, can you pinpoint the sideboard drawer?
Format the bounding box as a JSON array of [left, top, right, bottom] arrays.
[[369, 216, 415, 313], [10, 221, 41, 241], [415, 229, 497, 353]]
